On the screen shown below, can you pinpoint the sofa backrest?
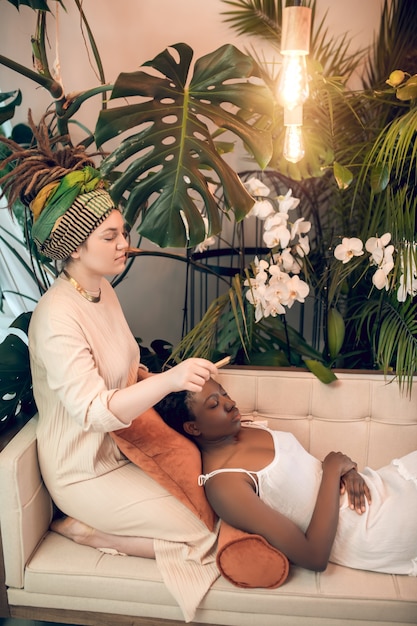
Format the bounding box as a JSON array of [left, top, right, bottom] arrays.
[[216, 369, 417, 471]]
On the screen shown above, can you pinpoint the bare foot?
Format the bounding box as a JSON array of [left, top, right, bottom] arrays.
[[50, 516, 155, 558], [50, 516, 95, 545]]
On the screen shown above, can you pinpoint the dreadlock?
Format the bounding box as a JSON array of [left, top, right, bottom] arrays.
[[0, 110, 97, 209]]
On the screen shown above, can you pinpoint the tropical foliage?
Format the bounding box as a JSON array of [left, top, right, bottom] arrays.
[[95, 42, 274, 247], [0, 0, 416, 432], [0, 0, 276, 427], [171, 0, 417, 393]]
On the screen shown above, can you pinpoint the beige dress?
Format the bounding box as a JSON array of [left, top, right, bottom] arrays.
[[28, 275, 219, 622]]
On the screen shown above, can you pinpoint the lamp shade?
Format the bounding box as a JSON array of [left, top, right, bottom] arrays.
[[281, 6, 312, 55]]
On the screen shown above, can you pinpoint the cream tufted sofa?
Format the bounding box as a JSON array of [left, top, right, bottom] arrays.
[[1, 367, 416, 626]]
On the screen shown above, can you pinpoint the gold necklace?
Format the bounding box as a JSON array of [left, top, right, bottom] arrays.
[[62, 270, 101, 303]]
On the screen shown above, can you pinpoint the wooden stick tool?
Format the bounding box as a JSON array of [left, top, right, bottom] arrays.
[[214, 356, 231, 369]]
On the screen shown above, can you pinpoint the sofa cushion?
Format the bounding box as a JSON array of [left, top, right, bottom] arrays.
[[20, 531, 417, 626]]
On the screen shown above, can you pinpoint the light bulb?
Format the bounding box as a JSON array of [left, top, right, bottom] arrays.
[[277, 53, 309, 110], [283, 106, 305, 164], [283, 124, 305, 163]]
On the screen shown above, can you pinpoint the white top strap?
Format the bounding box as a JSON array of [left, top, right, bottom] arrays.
[[198, 468, 259, 495]]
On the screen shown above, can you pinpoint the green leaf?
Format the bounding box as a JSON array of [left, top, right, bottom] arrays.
[[0, 90, 22, 125], [333, 161, 353, 190], [396, 75, 417, 101], [247, 350, 290, 367], [303, 359, 338, 384], [10, 312, 31, 334], [327, 307, 345, 359], [370, 163, 389, 193], [0, 313, 34, 429], [96, 43, 274, 248], [5, 0, 65, 10]]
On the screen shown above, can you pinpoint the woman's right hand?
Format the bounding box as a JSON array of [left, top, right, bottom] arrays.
[[322, 451, 357, 477], [164, 358, 217, 393], [110, 358, 217, 425]]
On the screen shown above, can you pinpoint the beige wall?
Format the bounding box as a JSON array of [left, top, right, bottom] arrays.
[[0, 0, 385, 348]]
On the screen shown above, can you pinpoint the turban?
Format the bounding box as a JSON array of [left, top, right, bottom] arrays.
[[30, 166, 116, 260]]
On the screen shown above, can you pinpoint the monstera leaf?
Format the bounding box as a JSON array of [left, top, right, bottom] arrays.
[[95, 43, 274, 248], [0, 312, 34, 430], [5, 0, 65, 10], [0, 90, 22, 125]]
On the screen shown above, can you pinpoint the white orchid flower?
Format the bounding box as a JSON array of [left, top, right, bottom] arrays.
[[277, 189, 300, 213], [246, 199, 275, 220], [268, 264, 287, 279], [244, 176, 271, 197], [263, 296, 287, 317], [263, 225, 292, 249], [334, 237, 364, 263], [179, 210, 190, 243], [276, 248, 299, 273], [264, 212, 288, 231], [194, 217, 216, 253], [245, 283, 267, 322], [295, 234, 310, 257], [291, 217, 311, 239], [244, 275, 267, 297], [264, 277, 290, 315], [263, 214, 291, 249], [285, 275, 310, 308], [397, 272, 417, 302], [244, 272, 267, 291], [372, 265, 392, 290], [371, 245, 394, 290], [254, 257, 269, 271], [383, 244, 394, 266], [366, 233, 392, 265], [253, 257, 269, 282]]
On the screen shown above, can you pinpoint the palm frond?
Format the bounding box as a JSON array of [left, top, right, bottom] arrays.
[[168, 293, 231, 363], [220, 0, 283, 43], [363, 107, 417, 191], [356, 296, 417, 395], [364, 0, 417, 90]]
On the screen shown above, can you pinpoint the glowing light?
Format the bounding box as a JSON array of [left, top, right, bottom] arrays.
[[277, 53, 309, 110], [283, 125, 305, 163], [283, 105, 305, 164], [278, 4, 311, 162]]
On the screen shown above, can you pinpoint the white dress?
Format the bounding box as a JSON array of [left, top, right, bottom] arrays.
[[199, 426, 417, 575]]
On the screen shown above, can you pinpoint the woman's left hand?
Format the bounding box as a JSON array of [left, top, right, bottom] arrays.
[[340, 469, 371, 514]]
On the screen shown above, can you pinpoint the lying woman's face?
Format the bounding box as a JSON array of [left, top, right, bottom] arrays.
[[185, 378, 241, 441]]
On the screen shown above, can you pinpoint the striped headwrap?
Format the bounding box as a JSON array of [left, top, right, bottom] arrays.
[[30, 166, 116, 260]]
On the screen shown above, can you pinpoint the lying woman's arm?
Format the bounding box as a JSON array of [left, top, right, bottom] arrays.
[[205, 451, 356, 571]]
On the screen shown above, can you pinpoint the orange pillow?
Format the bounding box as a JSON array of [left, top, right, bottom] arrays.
[[111, 408, 289, 589], [111, 408, 216, 531], [218, 521, 289, 588]]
